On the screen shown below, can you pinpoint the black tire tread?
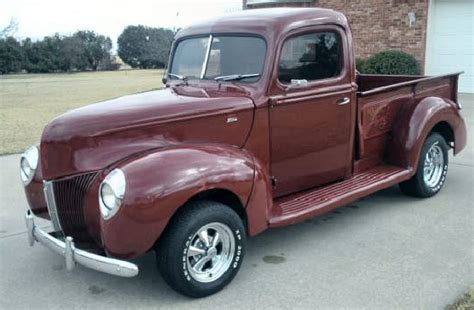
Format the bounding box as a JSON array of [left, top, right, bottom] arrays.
[[156, 200, 245, 298], [399, 132, 448, 198]]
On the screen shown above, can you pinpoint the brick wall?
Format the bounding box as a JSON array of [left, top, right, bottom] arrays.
[[244, 0, 429, 71]]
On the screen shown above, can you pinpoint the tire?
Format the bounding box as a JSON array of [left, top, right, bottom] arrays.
[[399, 132, 449, 198], [156, 200, 246, 298]]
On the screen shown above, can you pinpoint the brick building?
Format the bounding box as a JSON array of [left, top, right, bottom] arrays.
[[243, 0, 473, 93]]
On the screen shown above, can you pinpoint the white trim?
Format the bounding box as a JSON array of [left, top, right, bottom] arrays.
[[200, 35, 213, 79], [424, 0, 435, 75]]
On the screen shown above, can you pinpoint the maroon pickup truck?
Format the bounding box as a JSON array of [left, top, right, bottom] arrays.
[[22, 8, 467, 297]]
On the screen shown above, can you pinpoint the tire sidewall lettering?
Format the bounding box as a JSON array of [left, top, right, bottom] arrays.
[[233, 229, 243, 269], [182, 235, 193, 281]]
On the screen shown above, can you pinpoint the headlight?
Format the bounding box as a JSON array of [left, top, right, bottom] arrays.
[[99, 169, 126, 220], [20, 145, 39, 186]]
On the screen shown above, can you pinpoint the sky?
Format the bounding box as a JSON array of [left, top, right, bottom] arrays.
[[0, 0, 242, 49]]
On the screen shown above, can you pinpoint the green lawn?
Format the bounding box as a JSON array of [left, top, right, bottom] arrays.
[[0, 69, 164, 154]]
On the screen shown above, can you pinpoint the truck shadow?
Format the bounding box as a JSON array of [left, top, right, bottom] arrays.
[[113, 184, 420, 303]]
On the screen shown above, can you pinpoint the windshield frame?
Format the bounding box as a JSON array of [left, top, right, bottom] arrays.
[[168, 33, 268, 84]]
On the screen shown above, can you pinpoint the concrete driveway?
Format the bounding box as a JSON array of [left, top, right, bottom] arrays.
[[1, 94, 473, 310]]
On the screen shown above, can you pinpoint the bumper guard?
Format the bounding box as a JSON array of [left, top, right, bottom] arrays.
[[25, 210, 139, 278]]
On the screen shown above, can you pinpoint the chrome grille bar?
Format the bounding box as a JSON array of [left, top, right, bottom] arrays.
[[43, 180, 63, 232]]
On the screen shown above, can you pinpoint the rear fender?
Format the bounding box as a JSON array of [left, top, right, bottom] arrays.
[[101, 144, 257, 258], [387, 96, 467, 172]]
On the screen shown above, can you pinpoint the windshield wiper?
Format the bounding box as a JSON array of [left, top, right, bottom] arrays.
[[214, 73, 261, 81]]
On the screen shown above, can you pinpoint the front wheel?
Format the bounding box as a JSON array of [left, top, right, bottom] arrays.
[[399, 132, 449, 197], [156, 201, 246, 298]]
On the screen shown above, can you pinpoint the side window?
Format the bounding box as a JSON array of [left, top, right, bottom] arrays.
[[278, 32, 342, 84]]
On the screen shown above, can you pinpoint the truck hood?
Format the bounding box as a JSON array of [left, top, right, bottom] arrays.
[[40, 86, 255, 179]]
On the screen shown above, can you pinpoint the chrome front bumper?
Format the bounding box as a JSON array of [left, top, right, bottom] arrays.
[[25, 210, 139, 278]]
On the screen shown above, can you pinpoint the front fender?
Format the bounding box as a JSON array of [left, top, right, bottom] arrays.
[[387, 96, 467, 172], [101, 144, 256, 258]]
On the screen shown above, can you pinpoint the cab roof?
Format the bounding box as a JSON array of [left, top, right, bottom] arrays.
[[175, 8, 349, 40]]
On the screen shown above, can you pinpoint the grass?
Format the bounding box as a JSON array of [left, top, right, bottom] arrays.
[[0, 69, 164, 154]]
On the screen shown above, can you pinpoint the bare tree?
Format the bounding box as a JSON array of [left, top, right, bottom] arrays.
[[0, 18, 19, 39]]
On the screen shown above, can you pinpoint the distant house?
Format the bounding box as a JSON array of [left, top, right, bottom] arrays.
[[111, 55, 131, 70], [243, 0, 473, 93]]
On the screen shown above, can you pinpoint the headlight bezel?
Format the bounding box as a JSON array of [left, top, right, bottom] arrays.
[[99, 168, 126, 220], [20, 145, 39, 186]]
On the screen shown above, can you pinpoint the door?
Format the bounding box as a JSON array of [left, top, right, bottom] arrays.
[[425, 0, 473, 93], [270, 28, 355, 197]]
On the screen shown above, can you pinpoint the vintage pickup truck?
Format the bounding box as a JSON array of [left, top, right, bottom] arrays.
[[22, 8, 466, 297]]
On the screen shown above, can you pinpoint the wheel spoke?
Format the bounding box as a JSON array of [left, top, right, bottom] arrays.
[[212, 232, 220, 248], [424, 157, 430, 166], [188, 246, 205, 257], [193, 256, 209, 272], [198, 230, 210, 247], [436, 151, 443, 165]]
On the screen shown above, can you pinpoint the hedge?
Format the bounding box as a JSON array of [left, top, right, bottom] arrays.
[[362, 50, 421, 75]]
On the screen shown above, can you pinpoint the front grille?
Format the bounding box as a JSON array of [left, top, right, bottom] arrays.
[[51, 172, 99, 242]]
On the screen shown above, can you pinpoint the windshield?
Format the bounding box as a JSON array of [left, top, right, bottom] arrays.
[[170, 35, 266, 82]]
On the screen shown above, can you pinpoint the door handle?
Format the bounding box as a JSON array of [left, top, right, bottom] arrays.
[[337, 97, 351, 106]]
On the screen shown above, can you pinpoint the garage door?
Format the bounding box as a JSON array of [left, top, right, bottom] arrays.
[[425, 0, 474, 93]]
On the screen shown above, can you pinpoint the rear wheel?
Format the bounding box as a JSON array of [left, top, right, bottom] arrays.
[[156, 200, 246, 298], [399, 133, 449, 197]]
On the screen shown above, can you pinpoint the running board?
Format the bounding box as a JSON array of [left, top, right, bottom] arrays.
[[270, 165, 412, 227]]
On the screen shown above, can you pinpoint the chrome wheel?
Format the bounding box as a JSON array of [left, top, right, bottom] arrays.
[[423, 142, 444, 188], [186, 222, 235, 283]]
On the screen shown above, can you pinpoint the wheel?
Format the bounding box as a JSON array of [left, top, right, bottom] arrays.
[[156, 200, 246, 298], [399, 132, 449, 198]]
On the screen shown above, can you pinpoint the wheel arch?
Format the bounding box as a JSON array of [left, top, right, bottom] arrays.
[[186, 188, 248, 232], [387, 96, 466, 172], [430, 121, 454, 146]]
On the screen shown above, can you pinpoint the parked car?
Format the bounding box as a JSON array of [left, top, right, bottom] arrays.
[[22, 8, 467, 297]]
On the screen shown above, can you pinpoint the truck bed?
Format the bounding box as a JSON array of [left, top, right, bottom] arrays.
[[357, 73, 461, 97], [354, 73, 461, 172]]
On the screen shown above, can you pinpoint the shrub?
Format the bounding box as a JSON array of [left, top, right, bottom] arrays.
[[363, 50, 420, 75], [355, 57, 366, 73], [100, 56, 121, 71]]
